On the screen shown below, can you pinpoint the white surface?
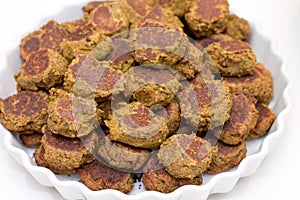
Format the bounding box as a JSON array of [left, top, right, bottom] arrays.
[[0, 0, 298, 199]]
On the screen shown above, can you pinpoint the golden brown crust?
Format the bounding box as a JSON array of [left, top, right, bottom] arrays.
[[105, 37, 135, 73], [78, 160, 134, 193], [142, 154, 202, 193], [34, 145, 47, 167], [116, 66, 182, 107], [0, 91, 48, 132], [62, 26, 109, 60], [224, 63, 274, 104], [172, 41, 207, 80], [20, 30, 43, 61], [43, 125, 94, 152], [40, 20, 69, 52], [19, 132, 43, 148], [206, 40, 257, 77], [197, 34, 233, 48], [97, 100, 112, 126], [132, 27, 187, 66], [20, 20, 69, 61], [106, 102, 169, 149], [155, 99, 181, 135], [247, 102, 276, 140], [36, 126, 96, 174], [256, 63, 274, 104], [61, 18, 88, 31], [82, 1, 103, 14], [47, 89, 98, 138], [206, 140, 247, 174], [182, 79, 232, 132], [156, 0, 192, 18], [213, 93, 258, 145], [87, 1, 129, 36], [133, 6, 184, 31], [15, 49, 68, 91], [185, 0, 229, 38], [133, 83, 175, 107], [225, 14, 251, 40], [120, 0, 153, 25], [158, 134, 215, 179], [97, 135, 151, 171], [63, 55, 123, 102]]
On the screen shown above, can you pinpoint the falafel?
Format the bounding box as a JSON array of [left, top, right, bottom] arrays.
[[0, 91, 48, 132], [34, 126, 97, 174], [247, 102, 276, 140], [19, 132, 43, 148], [225, 14, 251, 40], [206, 138, 247, 174], [223, 63, 274, 104], [78, 159, 134, 193], [197, 34, 233, 48], [142, 153, 202, 193], [62, 25, 109, 60], [205, 40, 257, 77], [213, 93, 258, 145], [20, 20, 68, 60], [97, 135, 151, 171], [158, 134, 215, 179], [15, 49, 68, 91], [87, 1, 129, 36], [185, 0, 229, 38], [106, 102, 169, 149], [63, 54, 123, 102], [47, 89, 99, 138]]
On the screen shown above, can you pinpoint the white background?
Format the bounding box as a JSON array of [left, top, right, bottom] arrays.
[[0, 0, 299, 199]]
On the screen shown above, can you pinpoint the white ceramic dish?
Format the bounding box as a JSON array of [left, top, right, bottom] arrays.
[[0, 2, 292, 200]]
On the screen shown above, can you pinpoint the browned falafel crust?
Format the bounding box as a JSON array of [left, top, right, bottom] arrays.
[[87, 1, 129, 36], [78, 159, 134, 193], [0, 91, 48, 132], [206, 40, 257, 77], [197, 34, 233, 48], [63, 54, 123, 102], [142, 154, 202, 193], [15, 49, 68, 91], [20, 20, 69, 61], [19, 132, 43, 148], [47, 89, 99, 138], [154, 98, 181, 135], [182, 79, 232, 132], [158, 134, 215, 179], [106, 102, 169, 149], [34, 126, 96, 174], [225, 14, 251, 40], [223, 63, 274, 104], [247, 102, 276, 140], [206, 140, 247, 174], [97, 135, 150, 171], [185, 0, 229, 38], [213, 93, 258, 145]]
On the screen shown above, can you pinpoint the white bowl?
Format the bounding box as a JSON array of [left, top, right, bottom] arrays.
[[0, 2, 292, 200]]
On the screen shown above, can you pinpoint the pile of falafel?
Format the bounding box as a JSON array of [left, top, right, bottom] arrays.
[[0, 0, 276, 194]]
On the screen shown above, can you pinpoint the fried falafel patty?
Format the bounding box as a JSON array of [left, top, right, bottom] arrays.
[[0, 91, 48, 132], [78, 159, 134, 193], [158, 134, 215, 179], [34, 126, 97, 174], [142, 153, 202, 193]]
